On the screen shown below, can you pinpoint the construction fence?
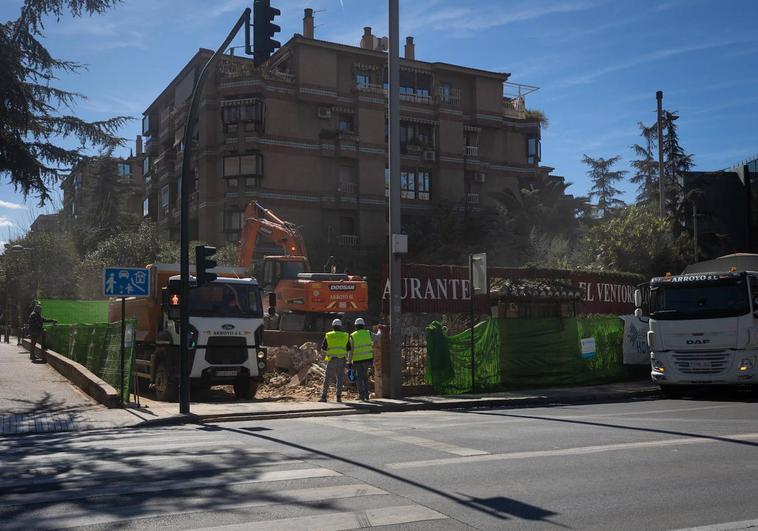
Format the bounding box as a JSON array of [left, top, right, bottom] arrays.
[[43, 321, 136, 403], [425, 315, 643, 394]]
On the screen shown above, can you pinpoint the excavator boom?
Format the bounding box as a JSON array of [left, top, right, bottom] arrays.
[[238, 201, 308, 268]]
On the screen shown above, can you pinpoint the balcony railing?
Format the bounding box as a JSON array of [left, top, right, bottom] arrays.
[[465, 145, 479, 158], [337, 234, 359, 247], [400, 92, 432, 104], [503, 96, 527, 119], [355, 82, 385, 95], [339, 181, 357, 194], [437, 86, 461, 105], [466, 193, 481, 205]]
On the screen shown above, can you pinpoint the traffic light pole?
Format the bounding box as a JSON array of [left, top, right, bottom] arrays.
[[179, 8, 252, 415]]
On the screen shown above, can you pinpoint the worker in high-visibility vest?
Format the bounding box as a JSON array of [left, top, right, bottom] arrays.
[[319, 318, 351, 402], [348, 318, 382, 401]]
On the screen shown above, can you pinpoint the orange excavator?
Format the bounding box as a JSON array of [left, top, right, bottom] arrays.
[[238, 201, 369, 331]]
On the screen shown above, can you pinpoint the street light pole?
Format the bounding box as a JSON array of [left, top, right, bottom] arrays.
[[388, 0, 402, 398], [656, 90, 665, 218]]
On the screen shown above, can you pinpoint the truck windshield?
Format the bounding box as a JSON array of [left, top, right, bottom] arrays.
[[650, 277, 749, 320], [189, 283, 263, 318]]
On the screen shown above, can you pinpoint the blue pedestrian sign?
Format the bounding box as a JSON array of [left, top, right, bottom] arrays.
[[103, 267, 151, 298]]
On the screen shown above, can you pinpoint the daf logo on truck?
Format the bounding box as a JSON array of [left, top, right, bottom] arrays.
[[686, 339, 711, 345], [330, 284, 356, 291]]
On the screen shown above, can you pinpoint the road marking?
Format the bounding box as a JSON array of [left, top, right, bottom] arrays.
[[7, 484, 388, 530], [304, 418, 489, 457], [387, 431, 758, 469], [675, 518, 758, 530], [0, 467, 341, 508], [192, 504, 447, 531]]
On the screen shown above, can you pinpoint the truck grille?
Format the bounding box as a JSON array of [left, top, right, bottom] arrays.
[[672, 352, 730, 374], [205, 337, 246, 365]]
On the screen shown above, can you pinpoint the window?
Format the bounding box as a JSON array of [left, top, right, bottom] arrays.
[[401, 171, 415, 199], [528, 137, 541, 165], [400, 121, 434, 150], [224, 153, 262, 178], [117, 162, 131, 178], [143, 157, 151, 178], [73, 174, 82, 191], [142, 114, 152, 135], [356, 73, 370, 88], [340, 216, 356, 235], [385, 167, 390, 197], [161, 185, 170, 209], [223, 210, 242, 242], [417, 170, 430, 200], [143, 197, 149, 217], [338, 114, 354, 132], [222, 99, 263, 132], [226, 178, 239, 193], [440, 82, 452, 100], [222, 105, 240, 124]]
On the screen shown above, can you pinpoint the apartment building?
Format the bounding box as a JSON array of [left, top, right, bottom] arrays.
[[60, 137, 146, 230], [141, 10, 547, 273]]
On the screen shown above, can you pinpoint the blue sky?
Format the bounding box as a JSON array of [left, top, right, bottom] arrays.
[[2, 0, 758, 239]]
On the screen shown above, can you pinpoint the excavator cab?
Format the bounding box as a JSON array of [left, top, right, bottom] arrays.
[[261, 256, 310, 291]]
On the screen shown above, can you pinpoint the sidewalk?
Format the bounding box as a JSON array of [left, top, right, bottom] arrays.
[[0, 341, 144, 435], [4, 338, 661, 434]]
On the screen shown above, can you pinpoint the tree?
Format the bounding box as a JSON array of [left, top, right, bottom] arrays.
[[582, 155, 626, 217], [0, 0, 128, 205], [660, 110, 695, 229], [583, 204, 692, 279], [629, 122, 659, 205]]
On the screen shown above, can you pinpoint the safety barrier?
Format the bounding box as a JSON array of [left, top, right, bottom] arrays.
[[44, 321, 136, 403]]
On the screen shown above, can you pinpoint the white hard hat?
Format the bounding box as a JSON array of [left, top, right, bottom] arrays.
[[354, 317, 365, 326], [332, 318, 343, 327]]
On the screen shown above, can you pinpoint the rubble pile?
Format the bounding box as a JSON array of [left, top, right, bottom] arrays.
[[257, 342, 368, 401]]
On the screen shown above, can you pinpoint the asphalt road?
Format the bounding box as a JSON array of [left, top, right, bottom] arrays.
[[2, 393, 758, 530]]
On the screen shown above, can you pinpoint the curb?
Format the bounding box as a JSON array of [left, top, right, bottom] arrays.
[[132, 385, 661, 426], [21, 340, 120, 408]]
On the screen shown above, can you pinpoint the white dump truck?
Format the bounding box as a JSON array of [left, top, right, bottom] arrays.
[[109, 264, 268, 401], [636, 254, 758, 397]]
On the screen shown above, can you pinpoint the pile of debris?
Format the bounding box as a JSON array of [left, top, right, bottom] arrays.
[[257, 342, 366, 401]]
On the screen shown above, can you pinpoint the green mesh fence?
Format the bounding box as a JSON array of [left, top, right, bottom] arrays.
[[43, 321, 135, 403], [427, 315, 642, 393], [426, 318, 501, 394]]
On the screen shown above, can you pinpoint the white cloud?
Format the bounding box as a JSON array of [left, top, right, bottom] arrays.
[[0, 217, 15, 228], [0, 200, 26, 210]]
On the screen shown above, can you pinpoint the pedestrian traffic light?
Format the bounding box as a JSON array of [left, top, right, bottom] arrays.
[[195, 245, 218, 286], [253, 0, 280, 66]]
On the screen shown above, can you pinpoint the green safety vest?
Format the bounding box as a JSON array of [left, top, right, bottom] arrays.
[[350, 329, 374, 362], [324, 330, 349, 360]]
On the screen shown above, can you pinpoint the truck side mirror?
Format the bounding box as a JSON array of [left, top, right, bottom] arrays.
[[634, 289, 642, 308]]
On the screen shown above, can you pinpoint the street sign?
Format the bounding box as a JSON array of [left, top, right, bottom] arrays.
[[103, 267, 151, 298]]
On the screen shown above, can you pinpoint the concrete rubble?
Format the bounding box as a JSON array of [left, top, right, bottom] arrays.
[[258, 342, 371, 401]]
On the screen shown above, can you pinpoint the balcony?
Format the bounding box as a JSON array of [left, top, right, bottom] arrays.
[[465, 145, 479, 158], [355, 82, 385, 95], [437, 86, 461, 105], [339, 181, 357, 194], [466, 193, 481, 205], [400, 92, 432, 105], [337, 234, 359, 247]]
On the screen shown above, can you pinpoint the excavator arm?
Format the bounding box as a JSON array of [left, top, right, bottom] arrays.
[[238, 201, 309, 268]]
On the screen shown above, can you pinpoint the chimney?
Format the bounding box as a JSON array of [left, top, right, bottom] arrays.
[[303, 8, 314, 39], [360, 26, 373, 49], [404, 36, 415, 60], [136, 135, 143, 156]]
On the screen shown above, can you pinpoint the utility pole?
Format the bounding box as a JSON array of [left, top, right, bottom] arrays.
[[179, 8, 252, 415], [388, 0, 402, 398], [693, 201, 699, 262], [656, 90, 665, 217]]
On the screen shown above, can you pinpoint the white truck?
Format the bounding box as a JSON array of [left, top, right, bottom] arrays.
[[110, 264, 268, 401], [636, 255, 758, 397]]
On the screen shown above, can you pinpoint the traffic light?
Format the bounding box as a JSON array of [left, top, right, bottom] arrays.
[[195, 245, 218, 286], [253, 0, 280, 66]]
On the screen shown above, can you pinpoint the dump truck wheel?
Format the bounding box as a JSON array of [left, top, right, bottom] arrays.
[[154, 360, 178, 401], [234, 378, 258, 399]]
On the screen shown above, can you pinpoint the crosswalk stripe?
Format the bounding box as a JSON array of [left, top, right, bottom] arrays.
[[5, 483, 388, 530], [192, 504, 448, 531], [387, 431, 758, 469], [0, 467, 340, 508], [304, 418, 489, 457]]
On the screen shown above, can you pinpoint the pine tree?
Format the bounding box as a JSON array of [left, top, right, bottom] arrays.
[[630, 122, 659, 205], [660, 110, 695, 225], [582, 155, 627, 217], [0, 0, 128, 205]]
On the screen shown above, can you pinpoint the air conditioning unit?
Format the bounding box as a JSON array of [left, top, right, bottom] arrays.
[[423, 150, 436, 161], [472, 172, 486, 183], [317, 106, 332, 119]]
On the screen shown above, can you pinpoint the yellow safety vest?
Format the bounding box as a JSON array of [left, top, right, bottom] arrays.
[[350, 329, 373, 362], [324, 330, 349, 361]]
